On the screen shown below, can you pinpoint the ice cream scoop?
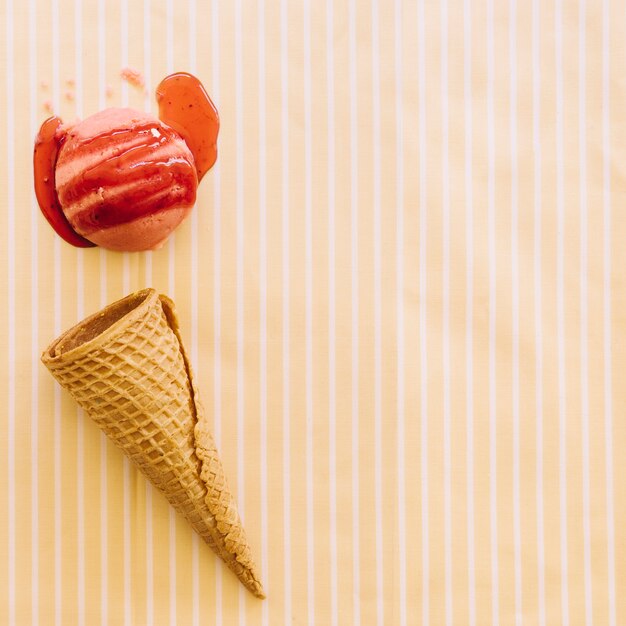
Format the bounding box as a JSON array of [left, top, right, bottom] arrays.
[[54, 108, 197, 251], [33, 72, 219, 251]]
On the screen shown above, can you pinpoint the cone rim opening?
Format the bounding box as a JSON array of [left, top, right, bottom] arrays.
[[42, 288, 157, 361]]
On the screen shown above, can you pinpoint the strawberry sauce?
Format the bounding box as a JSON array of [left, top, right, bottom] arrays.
[[33, 116, 96, 248], [156, 72, 220, 182]]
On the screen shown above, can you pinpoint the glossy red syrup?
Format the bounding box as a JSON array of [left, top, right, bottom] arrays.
[[33, 116, 96, 248], [156, 72, 220, 182]]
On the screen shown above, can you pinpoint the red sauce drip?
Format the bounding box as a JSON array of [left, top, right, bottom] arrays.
[[33, 116, 96, 248], [59, 122, 197, 235], [156, 72, 220, 182]]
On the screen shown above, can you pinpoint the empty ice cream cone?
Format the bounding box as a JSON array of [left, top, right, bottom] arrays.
[[41, 288, 265, 598]]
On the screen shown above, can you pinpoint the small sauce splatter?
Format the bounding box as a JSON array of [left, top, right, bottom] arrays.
[[156, 72, 219, 181], [33, 116, 96, 248], [120, 67, 145, 90]]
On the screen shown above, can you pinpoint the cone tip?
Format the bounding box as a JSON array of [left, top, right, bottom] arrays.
[[250, 582, 266, 599]]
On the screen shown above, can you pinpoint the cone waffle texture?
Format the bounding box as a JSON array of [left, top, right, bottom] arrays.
[[41, 288, 265, 598]]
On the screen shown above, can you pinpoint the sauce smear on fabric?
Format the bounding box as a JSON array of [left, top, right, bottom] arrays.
[[33, 116, 96, 248], [156, 72, 220, 182]]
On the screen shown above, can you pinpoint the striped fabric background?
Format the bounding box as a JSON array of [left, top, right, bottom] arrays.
[[1, 0, 625, 624]]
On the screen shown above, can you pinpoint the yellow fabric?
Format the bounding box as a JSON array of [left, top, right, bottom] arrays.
[[0, 0, 625, 624]]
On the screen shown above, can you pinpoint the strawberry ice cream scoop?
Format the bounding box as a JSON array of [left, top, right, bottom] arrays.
[[55, 108, 197, 251], [34, 72, 219, 251]]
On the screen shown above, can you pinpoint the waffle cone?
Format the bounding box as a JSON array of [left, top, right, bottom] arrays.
[[41, 288, 265, 598]]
